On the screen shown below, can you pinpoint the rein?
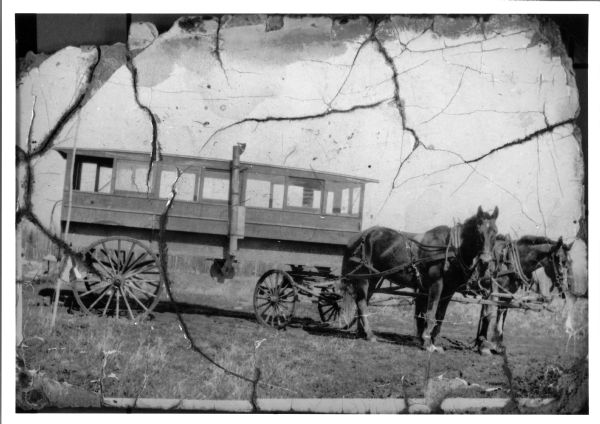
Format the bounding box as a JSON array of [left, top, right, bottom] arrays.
[[508, 238, 532, 288]]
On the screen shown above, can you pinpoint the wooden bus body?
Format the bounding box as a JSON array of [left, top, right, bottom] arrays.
[[57, 147, 377, 276]]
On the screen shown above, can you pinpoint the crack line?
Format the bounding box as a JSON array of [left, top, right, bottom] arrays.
[[125, 38, 161, 187], [463, 118, 575, 165], [213, 16, 230, 86], [199, 98, 390, 152], [420, 67, 467, 125], [326, 33, 374, 108]]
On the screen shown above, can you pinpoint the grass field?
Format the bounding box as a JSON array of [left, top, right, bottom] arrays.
[[17, 268, 588, 409]]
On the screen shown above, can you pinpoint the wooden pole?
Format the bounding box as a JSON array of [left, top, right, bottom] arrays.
[[50, 117, 80, 329], [50, 256, 71, 331], [229, 143, 245, 254]]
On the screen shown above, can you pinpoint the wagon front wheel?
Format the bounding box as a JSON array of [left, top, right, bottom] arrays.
[[70, 237, 163, 321], [318, 287, 357, 330], [253, 270, 297, 329]]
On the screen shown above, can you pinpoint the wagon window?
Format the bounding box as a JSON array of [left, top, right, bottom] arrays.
[[286, 177, 322, 210], [115, 161, 153, 193], [245, 173, 285, 209], [325, 182, 361, 216], [73, 156, 113, 193], [159, 169, 197, 201], [202, 169, 230, 201]]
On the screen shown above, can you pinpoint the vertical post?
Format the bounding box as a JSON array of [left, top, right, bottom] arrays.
[[16, 223, 23, 346], [229, 143, 246, 255]]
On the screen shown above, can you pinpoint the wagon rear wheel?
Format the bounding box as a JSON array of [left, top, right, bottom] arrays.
[[318, 287, 357, 330], [70, 237, 163, 321], [254, 270, 297, 329]]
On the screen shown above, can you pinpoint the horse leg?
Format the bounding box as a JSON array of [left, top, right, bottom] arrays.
[[414, 290, 427, 339], [355, 279, 376, 342], [429, 290, 454, 352], [421, 279, 443, 352], [491, 304, 508, 354], [476, 304, 494, 355]]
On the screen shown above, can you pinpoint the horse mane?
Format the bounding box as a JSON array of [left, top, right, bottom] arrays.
[[518, 235, 556, 246]]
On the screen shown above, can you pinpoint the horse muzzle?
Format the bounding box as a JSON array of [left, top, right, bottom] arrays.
[[479, 252, 493, 264]]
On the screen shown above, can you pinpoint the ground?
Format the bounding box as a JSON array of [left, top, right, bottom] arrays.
[[17, 269, 588, 411]]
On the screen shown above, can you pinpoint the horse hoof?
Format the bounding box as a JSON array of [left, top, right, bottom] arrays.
[[479, 347, 492, 356], [425, 344, 443, 353], [367, 335, 378, 343], [492, 345, 506, 355]]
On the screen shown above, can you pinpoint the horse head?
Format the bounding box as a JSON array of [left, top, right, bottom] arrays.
[[545, 236, 571, 294], [460, 206, 499, 268], [476, 206, 499, 265]]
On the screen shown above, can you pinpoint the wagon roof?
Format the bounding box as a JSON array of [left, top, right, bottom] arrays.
[[54, 147, 379, 184]]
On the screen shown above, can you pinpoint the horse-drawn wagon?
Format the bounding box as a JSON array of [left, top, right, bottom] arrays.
[[55, 145, 570, 351], [252, 208, 571, 353], [55, 145, 376, 320]]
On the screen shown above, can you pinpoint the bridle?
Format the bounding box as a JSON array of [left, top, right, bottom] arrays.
[[445, 223, 495, 294], [493, 236, 569, 295]]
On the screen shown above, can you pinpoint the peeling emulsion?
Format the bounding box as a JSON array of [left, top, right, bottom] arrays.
[[16, 46, 101, 252], [16, 47, 101, 166]]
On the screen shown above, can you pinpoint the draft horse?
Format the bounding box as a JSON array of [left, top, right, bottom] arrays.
[[341, 206, 499, 353], [476, 235, 571, 355]]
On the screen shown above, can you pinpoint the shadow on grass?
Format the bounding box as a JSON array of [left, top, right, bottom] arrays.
[[34, 288, 472, 351], [153, 300, 332, 330], [153, 300, 257, 323]]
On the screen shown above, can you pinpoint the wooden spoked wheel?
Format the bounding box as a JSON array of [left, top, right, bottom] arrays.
[[70, 237, 163, 321], [318, 287, 357, 330], [253, 270, 297, 329]]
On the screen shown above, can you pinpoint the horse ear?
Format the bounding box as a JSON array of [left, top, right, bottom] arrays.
[[477, 205, 483, 217], [550, 237, 563, 254], [491, 206, 499, 219]]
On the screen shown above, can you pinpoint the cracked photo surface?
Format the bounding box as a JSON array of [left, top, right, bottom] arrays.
[[11, 12, 589, 414]]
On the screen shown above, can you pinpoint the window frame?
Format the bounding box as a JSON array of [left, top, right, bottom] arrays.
[[113, 159, 156, 197], [242, 171, 286, 210], [72, 155, 114, 194], [283, 175, 325, 214], [199, 167, 231, 203], [323, 180, 364, 217], [157, 165, 201, 203]]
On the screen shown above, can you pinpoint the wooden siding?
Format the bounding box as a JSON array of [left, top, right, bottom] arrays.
[[57, 148, 374, 247]]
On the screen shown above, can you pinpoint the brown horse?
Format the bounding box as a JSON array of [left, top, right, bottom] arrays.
[[341, 206, 499, 352], [476, 235, 571, 355]]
